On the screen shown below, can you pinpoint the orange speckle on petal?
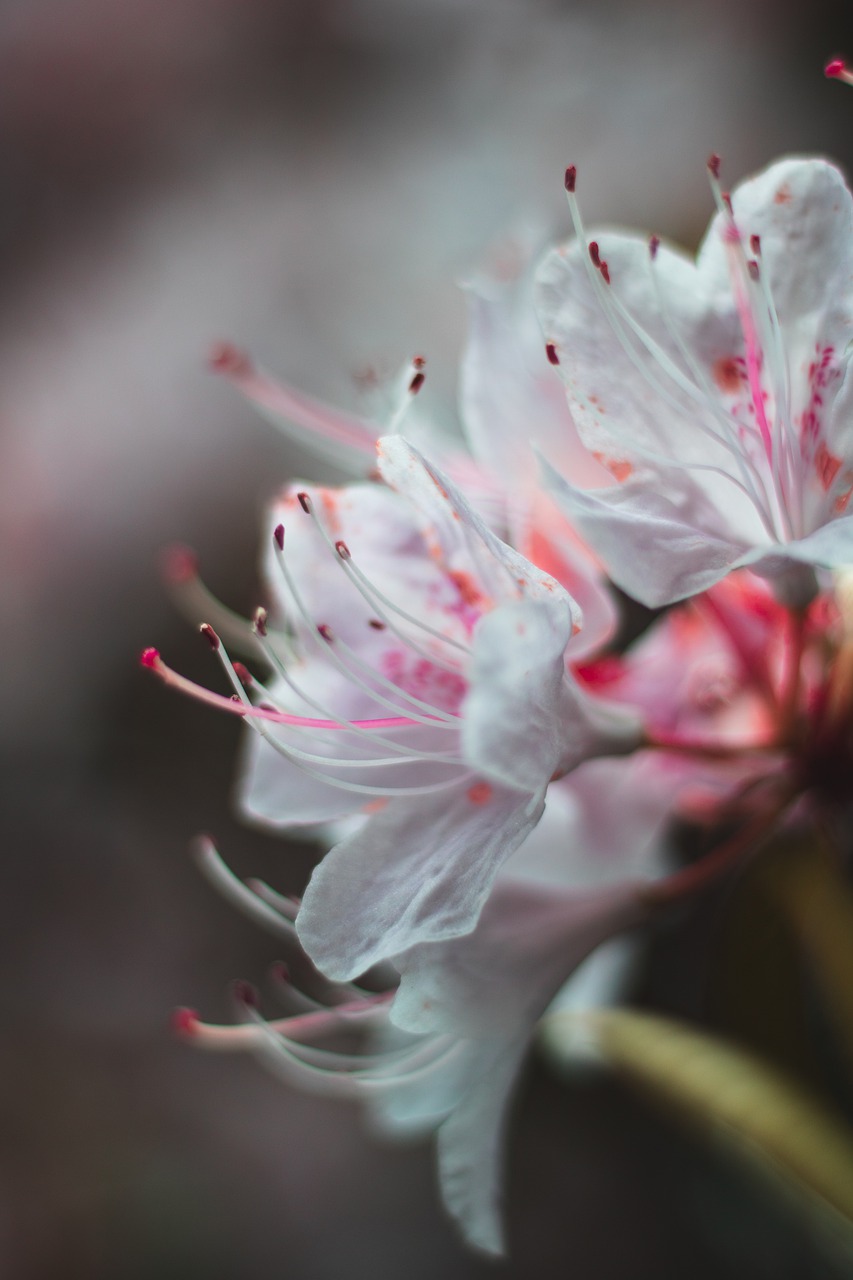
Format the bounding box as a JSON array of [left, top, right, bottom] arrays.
[[467, 781, 493, 805], [362, 798, 389, 814], [591, 451, 633, 482], [774, 183, 792, 204], [449, 569, 484, 608], [815, 442, 842, 491], [712, 356, 743, 394]]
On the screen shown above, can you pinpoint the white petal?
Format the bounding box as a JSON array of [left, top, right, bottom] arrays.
[[542, 453, 750, 606], [377, 435, 583, 618], [296, 782, 545, 981], [463, 598, 634, 791]]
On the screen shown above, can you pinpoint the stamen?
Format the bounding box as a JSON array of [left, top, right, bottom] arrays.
[[208, 341, 377, 464], [161, 544, 262, 657], [387, 356, 429, 434], [249, 626, 463, 759], [213, 630, 470, 795], [826, 59, 853, 86], [271, 531, 465, 721], [141, 648, 432, 731], [191, 835, 297, 940]]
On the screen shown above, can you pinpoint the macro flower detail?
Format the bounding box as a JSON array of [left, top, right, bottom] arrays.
[[536, 157, 853, 607], [179, 754, 672, 1255], [267, 437, 641, 979]]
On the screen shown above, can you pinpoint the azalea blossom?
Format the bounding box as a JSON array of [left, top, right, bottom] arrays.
[[536, 157, 853, 608], [149, 434, 642, 980], [177, 752, 674, 1254], [210, 245, 618, 658]]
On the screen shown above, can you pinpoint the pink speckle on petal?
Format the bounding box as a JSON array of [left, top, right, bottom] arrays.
[[467, 781, 493, 805], [774, 184, 792, 205]]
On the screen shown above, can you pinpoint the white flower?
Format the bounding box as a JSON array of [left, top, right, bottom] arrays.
[[181, 756, 671, 1255], [536, 157, 853, 607], [156, 435, 642, 980]]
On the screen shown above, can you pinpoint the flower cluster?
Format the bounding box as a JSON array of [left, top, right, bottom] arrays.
[[147, 151, 853, 1254]]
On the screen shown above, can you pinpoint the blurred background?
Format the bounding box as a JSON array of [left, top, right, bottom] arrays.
[[3, 0, 853, 1275]]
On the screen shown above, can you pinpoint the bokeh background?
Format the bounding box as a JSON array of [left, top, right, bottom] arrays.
[[3, 0, 853, 1275]]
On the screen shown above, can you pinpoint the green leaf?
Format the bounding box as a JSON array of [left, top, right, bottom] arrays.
[[760, 832, 853, 1070], [541, 1007, 853, 1260]]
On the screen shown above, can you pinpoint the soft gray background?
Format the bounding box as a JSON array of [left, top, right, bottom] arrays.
[[2, 1, 852, 1275]]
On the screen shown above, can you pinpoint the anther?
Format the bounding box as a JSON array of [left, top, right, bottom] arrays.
[[200, 623, 220, 650], [722, 192, 733, 216], [335, 540, 351, 560], [140, 647, 160, 669], [368, 619, 386, 630], [270, 960, 292, 985], [171, 1007, 199, 1037], [545, 342, 560, 366], [208, 341, 252, 377], [750, 234, 761, 256], [747, 260, 760, 282], [297, 492, 313, 514], [231, 980, 259, 1009], [564, 165, 577, 193], [412, 355, 426, 370], [273, 524, 285, 550], [707, 153, 721, 180], [254, 607, 268, 637], [825, 58, 849, 80], [161, 543, 198, 585], [232, 662, 253, 686], [408, 371, 425, 394], [317, 624, 334, 642], [649, 235, 660, 261], [589, 241, 602, 268]]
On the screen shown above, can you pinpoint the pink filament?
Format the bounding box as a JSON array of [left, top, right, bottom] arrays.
[[142, 650, 451, 730]]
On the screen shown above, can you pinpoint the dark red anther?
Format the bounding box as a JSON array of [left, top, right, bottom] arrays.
[[171, 1007, 199, 1037], [140, 647, 160, 669], [707, 153, 721, 180], [200, 623, 220, 651], [564, 165, 577, 193], [826, 58, 846, 79], [368, 618, 386, 630], [208, 341, 251, 377], [589, 241, 602, 268], [599, 260, 611, 285], [273, 524, 285, 550], [232, 980, 259, 1009], [545, 342, 560, 366], [722, 192, 733, 216], [230, 693, 241, 703], [232, 662, 253, 686], [750, 234, 761, 256], [412, 355, 426, 370], [409, 371, 425, 394], [297, 492, 312, 514], [254, 607, 268, 637], [318, 624, 334, 642], [747, 259, 760, 282], [335, 540, 351, 560], [649, 235, 660, 261]]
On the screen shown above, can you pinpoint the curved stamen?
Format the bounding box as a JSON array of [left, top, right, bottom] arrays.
[[297, 496, 471, 664], [141, 648, 437, 731]]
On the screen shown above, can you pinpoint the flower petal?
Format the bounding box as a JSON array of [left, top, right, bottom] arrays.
[[296, 782, 546, 980], [541, 453, 750, 606]]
